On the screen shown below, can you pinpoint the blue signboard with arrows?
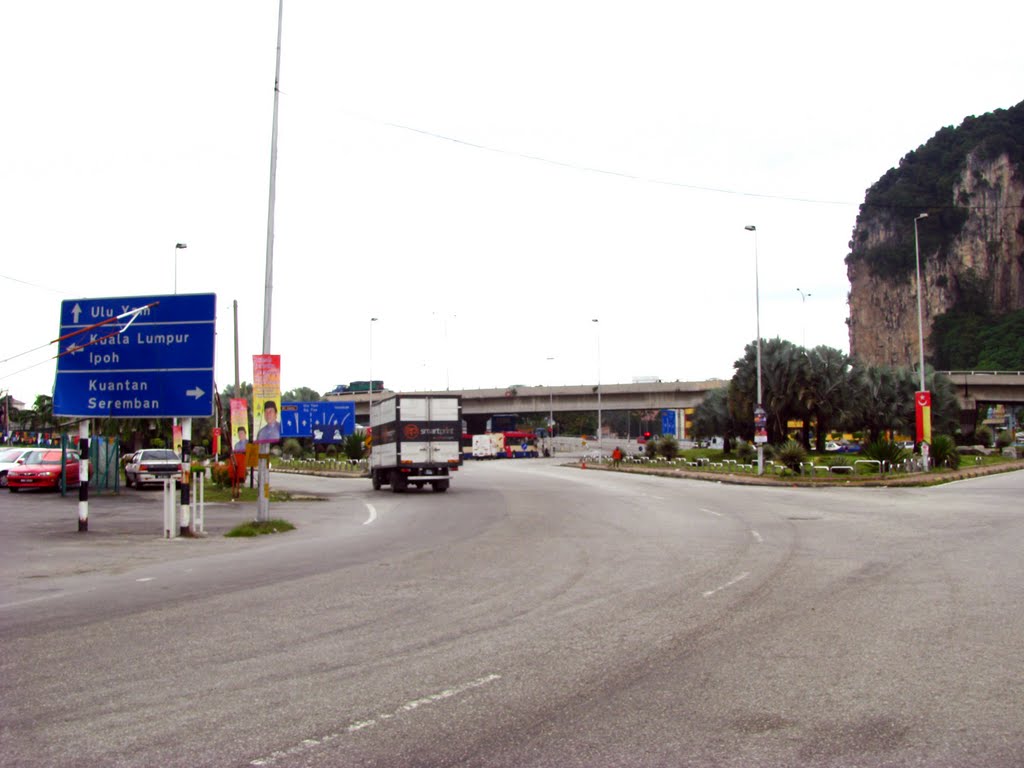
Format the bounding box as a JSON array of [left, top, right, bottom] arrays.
[[53, 293, 216, 418], [280, 401, 355, 439]]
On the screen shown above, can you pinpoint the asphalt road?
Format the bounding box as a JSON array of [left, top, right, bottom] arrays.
[[1, 461, 1022, 767]]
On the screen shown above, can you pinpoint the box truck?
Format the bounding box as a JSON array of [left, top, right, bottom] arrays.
[[369, 395, 462, 492]]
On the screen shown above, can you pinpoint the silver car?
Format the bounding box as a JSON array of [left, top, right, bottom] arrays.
[[124, 449, 183, 488]]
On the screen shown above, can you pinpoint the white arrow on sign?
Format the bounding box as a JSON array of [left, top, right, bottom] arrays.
[[186, 386, 206, 400], [71, 304, 82, 323], [66, 343, 83, 355]]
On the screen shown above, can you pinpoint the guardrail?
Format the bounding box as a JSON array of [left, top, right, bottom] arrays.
[[939, 370, 1024, 376]]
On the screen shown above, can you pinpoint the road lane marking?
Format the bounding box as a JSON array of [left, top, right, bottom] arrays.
[[751, 530, 763, 543], [703, 572, 750, 598], [136, 577, 154, 582], [701, 507, 723, 516], [363, 503, 377, 525], [249, 673, 501, 766], [0, 592, 66, 610]]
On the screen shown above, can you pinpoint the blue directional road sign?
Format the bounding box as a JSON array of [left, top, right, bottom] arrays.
[[280, 401, 355, 438], [661, 409, 677, 436], [53, 293, 216, 418]]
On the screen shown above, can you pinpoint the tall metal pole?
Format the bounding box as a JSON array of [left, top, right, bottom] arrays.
[[592, 319, 601, 452], [263, 0, 283, 356], [233, 300, 240, 398], [745, 226, 764, 476], [914, 213, 929, 392], [368, 317, 377, 424], [914, 212, 931, 470], [258, 0, 284, 523]]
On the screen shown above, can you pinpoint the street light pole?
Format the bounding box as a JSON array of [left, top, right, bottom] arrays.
[[174, 243, 187, 294], [592, 319, 601, 453], [257, 0, 284, 524], [914, 214, 929, 392], [745, 225, 764, 476], [914, 212, 931, 469], [368, 317, 378, 424]]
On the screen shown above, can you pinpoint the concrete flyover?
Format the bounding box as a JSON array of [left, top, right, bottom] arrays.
[[326, 379, 730, 424], [943, 371, 1024, 410], [325, 372, 1024, 427]]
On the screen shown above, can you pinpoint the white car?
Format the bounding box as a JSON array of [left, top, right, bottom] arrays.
[[0, 447, 44, 488], [124, 449, 183, 488]]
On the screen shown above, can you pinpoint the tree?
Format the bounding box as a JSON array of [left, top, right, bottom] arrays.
[[282, 387, 321, 402], [691, 386, 739, 448], [801, 346, 855, 452], [846, 364, 904, 442], [728, 338, 809, 445], [29, 395, 54, 431]]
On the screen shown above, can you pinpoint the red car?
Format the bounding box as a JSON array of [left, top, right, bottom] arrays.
[[7, 449, 81, 492]]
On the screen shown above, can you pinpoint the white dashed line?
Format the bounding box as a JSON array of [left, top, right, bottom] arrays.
[[703, 572, 750, 598], [249, 674, 501, 766], [701, 507, 723, 517], [750, 530, 763, 543]]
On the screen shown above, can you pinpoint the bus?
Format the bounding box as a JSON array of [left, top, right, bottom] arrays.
[[464, 431, 539, 458], [496, 431, 539, 458]]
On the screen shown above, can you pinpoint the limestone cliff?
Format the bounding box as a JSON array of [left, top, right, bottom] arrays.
[[846, 102, 1024, 369]]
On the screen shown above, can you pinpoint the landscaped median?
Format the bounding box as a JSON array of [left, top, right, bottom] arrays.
[[577, 455, 1024, 487]]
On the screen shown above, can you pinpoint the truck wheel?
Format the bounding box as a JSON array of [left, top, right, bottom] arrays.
[[431, 480, 449, 492], [371, 471, 382, 490], [391, 471, 407, 493]]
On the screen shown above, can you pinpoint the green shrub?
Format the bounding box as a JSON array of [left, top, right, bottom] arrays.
[[995, 430, 1014, 449], [281, 438, 303, 459], [930, 435, 961, 469], [863, 440, 908, 467], [775, 440, 807, 473], [659, 435, 679, 460], [343, 433, 366, 460], [644, 439, 659, 458], [974, 426, 993, 446], [735, 441, 755, 463]]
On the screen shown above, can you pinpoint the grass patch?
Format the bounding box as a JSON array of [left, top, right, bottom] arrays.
[[225, 519, 296, 537], [201, 485, 294, 503]]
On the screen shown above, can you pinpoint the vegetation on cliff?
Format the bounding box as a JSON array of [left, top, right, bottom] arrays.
[[846, 100, 1024, 280], [933, 308, 1024, 369]]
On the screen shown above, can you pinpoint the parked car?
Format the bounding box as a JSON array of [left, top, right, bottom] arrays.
[[7, 449, 81, 492], [124, 449, 183, 488], [0, 447, 45, 488], [825, 441, 861, 454]]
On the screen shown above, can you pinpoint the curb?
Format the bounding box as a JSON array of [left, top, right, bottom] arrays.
[[574, 459, 1024, 488]]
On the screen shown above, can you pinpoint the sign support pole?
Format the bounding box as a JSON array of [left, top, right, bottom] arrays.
[[78, 420, 90, 532], [180, 417, 192, 535]]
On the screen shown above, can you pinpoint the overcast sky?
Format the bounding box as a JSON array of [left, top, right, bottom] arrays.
[[2, 1, 1022, 408]]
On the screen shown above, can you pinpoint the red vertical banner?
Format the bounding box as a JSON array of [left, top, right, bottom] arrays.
[[915, 391, 932, 445], [211, 428, 221, 457]]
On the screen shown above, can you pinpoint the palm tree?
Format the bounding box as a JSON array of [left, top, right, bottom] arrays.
[[801, 346, 854, 451], [730, 338, 808, 445], [30, 395, 54, 431], [847, 365, 906, 441], [692, 386, 738, 448]]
